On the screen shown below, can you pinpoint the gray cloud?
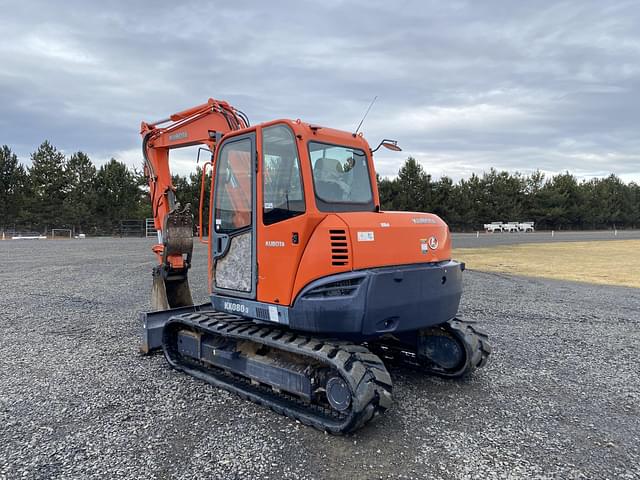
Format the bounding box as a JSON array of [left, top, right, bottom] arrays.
[[0, 0, 638, 182]]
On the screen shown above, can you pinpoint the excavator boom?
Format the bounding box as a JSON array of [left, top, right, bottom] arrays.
[[140, 98, 249, 310]]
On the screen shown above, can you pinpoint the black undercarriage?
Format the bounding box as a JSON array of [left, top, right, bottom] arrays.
[[158, 311, 490, 434]]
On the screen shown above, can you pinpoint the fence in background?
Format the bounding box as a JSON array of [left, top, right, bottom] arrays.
[[119, 220, 145, 237], [145, 218, 158, 238]]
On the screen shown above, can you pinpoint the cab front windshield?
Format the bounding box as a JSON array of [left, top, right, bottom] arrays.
[[308, 142, 374, 211]]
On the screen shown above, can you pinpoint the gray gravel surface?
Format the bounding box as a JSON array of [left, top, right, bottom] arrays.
[[1, 238, 639, 479], [452, 230, 640, 248]]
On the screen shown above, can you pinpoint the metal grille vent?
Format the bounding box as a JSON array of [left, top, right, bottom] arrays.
[[329, 229, 349, 266], [303, 277, 364, 298], [255, 307, 270, 321]]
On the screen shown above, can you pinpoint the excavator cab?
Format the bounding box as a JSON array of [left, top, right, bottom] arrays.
[[208, 121, 384, 317]]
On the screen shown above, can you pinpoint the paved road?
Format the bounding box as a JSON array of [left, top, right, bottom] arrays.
[[452, 229, 640, 248], [1, 238, 638, 479]]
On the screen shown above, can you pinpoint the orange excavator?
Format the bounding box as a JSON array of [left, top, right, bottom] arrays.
[[139, 98, 491, 433]]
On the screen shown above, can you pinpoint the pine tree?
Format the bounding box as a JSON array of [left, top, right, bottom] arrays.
[[377, 174, 398, 210], [63, 152, 97, 234], [537, 172, 582, 229], [28, 141, 68, 231], [431, 176, 454, 224], [95, 159, 142, 233], [0, 145, 27, 230], [394, 157, 428, 211]]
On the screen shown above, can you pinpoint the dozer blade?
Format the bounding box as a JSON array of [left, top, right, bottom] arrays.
[[139, 302, 215, 354]]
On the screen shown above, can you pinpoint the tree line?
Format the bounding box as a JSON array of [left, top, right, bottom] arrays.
[[379, 158, 640, 230], [1, 142, 146, 235], [1, 142, 638, 234]]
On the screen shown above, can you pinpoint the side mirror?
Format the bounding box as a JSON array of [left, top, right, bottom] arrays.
[[196, 146, 213, 164], [372, 139, 402, 153]]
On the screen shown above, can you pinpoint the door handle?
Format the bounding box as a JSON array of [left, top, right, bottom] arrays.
[[213, 233, 230, 259]]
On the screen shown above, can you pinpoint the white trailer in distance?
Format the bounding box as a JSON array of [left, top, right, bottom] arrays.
[[518, 222, 535, 232], [483, 221, 535, 233], [484, 222, 504, 233], [503, 222, 519, 233]]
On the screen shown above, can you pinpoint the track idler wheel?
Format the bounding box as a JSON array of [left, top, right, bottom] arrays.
[[325, 376, 352, 412], [417, 318, 491, 378]]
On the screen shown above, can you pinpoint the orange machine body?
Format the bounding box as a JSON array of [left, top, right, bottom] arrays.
[[205, 119, 453, 308], [141, 98, 465, 341]]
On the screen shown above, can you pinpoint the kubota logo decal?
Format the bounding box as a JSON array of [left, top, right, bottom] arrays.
[[412, 217, 436, 224], [265, 240, 285, 247], [169, 131, 188, 141]]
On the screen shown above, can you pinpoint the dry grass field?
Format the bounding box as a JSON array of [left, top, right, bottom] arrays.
[[454, 239, 640, 289]]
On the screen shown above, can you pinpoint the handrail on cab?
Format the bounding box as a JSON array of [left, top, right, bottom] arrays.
[[198, 161, 212, 244]]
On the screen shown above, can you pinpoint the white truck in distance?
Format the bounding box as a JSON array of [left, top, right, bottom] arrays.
[[483, 222, 503, 233], [518, 222, 535, 232], [503, 222, 519, 233], [483, 221, 535, 233]]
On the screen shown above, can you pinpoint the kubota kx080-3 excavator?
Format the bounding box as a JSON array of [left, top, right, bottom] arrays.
[[139, 98, 491, 433]]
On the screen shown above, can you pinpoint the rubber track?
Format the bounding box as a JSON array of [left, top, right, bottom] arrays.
[[442, 318, 492, 377], [162, 311, 393, 434], [372, 318, 492, 378]]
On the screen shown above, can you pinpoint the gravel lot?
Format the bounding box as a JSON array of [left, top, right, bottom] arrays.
[[452, 230, 640, 248], [1, 238, 639, 479]]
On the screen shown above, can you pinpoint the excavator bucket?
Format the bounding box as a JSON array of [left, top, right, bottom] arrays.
[[151, 266, 193, 311], [142, 266, 208, 355], [151, 203, 195, 311]]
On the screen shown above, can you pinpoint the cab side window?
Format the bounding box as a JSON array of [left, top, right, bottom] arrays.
[[214, 138, 253, 232], [262, 125, 305, 225]]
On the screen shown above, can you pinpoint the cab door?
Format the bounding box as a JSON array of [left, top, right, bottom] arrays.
[[257, 123, 312, 305], [211, 132, 256, 299]]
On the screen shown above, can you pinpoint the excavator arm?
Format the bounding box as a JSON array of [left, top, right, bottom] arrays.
[[140, 98, 249, 311]]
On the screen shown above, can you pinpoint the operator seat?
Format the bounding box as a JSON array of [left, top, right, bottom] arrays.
[[313, 157, 344, 200]]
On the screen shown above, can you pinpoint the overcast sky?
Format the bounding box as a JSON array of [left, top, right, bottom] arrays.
[[1, 0, 638, 182]]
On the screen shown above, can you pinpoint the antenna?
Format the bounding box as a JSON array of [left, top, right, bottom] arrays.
[[354, 96, 377, 136]]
